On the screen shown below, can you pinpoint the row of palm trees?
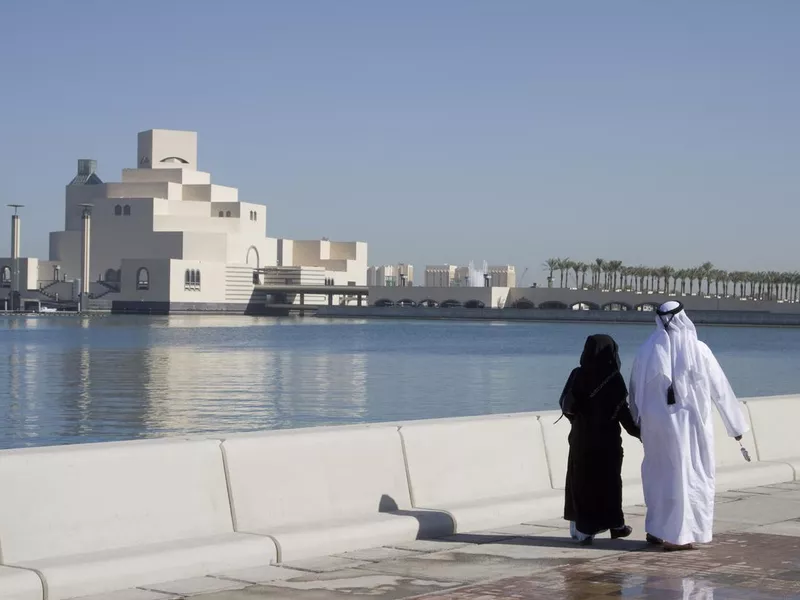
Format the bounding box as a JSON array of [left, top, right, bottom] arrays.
[[543, 258, 800, 303]]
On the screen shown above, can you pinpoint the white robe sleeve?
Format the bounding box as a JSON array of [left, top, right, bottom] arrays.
[[700, 343, 749, 438]]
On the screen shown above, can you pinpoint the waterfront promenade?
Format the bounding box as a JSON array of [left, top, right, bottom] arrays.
[[0, 395, 797, 599], [112, 481, 800, 599]]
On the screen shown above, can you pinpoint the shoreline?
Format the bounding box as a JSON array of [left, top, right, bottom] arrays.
[[314, 305, 800, 328], [5, 306, 800, 329]]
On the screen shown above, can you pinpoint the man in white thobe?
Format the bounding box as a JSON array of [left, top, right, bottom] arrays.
[[629, 301, 749, 550]]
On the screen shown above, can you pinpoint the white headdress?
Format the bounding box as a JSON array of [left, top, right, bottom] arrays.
[[632, 301, 705, 404]]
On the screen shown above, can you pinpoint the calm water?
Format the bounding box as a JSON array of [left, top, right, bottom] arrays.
[[1, 314, 799, 449]]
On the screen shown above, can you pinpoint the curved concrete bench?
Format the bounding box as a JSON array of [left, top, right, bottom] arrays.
[[222, 425, 452, 562], [400, 414, 561, 533], [747, 395, 800, 479], [0, 566, 42, 600], [0, 439, 275, 600]]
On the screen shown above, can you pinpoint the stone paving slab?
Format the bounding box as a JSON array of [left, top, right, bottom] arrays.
[[331, 546, 423, 563], [280, 556, 370, 573], [196, 570, 460, 599], [413, 533, 800, 599], [214, 565, 308, 585], [105, 482, 800, 599], [77, 589, 180, 600], [143, 577, 248, 596]]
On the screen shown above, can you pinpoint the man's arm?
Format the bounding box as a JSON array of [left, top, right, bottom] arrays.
[[701, 343, 749, 439]]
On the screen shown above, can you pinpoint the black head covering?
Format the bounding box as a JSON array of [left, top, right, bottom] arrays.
[[579, 334, 621, 374], [569, 333, 626, 402], [558, 333, 629, 421]]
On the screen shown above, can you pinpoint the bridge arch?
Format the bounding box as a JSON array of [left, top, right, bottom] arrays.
[[570, 301, 599, 311], [418, 298, 439, 308], [635, 302, 660, 312], [374, 298, 394, 307], [511, 298, 535, 309], [539, 300, 569, 310], [440, 299, 463, 308], [396, 298, 416, 307], [464, 299, 485, 309], [602, 302, 632, 311]]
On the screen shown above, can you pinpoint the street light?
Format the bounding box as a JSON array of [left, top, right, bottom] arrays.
[[7, 204, 24, 311]]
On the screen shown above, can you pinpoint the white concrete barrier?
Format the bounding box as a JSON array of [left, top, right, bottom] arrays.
[[399, 414, 561, 533], [712, 401, 795, 489], [747, 395, 800, 479], [223, 426, 452, 562], [538, 410, 646, 507], [0, 567, 42, 600], [0, 439, 275, 600], [538, 399, 794, 505]]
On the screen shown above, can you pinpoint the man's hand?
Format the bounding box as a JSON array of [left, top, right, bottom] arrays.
[[734, 435, 743, 441]]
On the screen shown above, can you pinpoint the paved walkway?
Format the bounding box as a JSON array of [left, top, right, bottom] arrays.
[[98, 481, 800, 600]]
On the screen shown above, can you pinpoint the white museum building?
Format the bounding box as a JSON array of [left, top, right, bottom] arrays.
[[1, 129, 367, 313]]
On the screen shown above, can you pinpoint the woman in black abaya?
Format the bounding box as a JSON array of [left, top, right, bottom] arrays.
[[559, 334, 640, 545]]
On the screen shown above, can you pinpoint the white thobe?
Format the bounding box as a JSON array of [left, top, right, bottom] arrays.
[[629, 342, 749, 545]]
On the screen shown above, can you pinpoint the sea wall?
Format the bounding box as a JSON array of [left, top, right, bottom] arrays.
[[315, 306, 800, 326], [0, 396, 798, 599]]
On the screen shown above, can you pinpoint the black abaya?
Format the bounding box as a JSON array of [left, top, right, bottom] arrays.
[[561, 334, 640, 536]]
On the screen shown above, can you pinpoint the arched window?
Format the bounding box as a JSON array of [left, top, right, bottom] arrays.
[[114, 205, 122, 216], [254, 212, 257, 221], [246, 246, 260, 268], [184, 268, 201, 291], [225, 210, 232, 217], [123, 205, 131, 216], [1, 266, 10, 287], [136, 267, 150, 290], [218, 210, 224, 217]]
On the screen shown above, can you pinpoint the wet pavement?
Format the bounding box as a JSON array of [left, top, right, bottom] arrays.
[[109, 481, 800, 600]]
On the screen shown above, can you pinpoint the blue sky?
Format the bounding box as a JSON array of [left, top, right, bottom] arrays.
[[1, 1, 798, 284]]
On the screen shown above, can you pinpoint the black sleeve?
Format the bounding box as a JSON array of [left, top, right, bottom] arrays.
[[558, 369, 580, 420], [617, 400, 641, 439]]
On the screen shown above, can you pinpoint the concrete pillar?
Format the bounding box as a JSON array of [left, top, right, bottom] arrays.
[[79, 205, 93, 312], [10, 214, 20, 260], [8, 205, 23, 311]]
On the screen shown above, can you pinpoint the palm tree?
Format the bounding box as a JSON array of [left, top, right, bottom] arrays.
[[697, 262, 714, 296], [572, 262, 584, 290], [580, 263, 589, 289], [543, 258, 558, 288], [607, 260, 623, 291], [755, 271, 767, 300], [729, 271, 741, 297], [660, 266, 675, 294], [557, 258, 571, 288], [687, 268, 699, 296], [594, 259, 605, 289], [620, 266, 632, 291]]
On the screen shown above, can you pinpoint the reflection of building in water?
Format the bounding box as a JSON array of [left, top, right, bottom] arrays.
[[2, 330, 42, 446], [136, 344, 368, 435]]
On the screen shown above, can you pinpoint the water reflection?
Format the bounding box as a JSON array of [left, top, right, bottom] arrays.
[[0, 315, 799, 448]]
